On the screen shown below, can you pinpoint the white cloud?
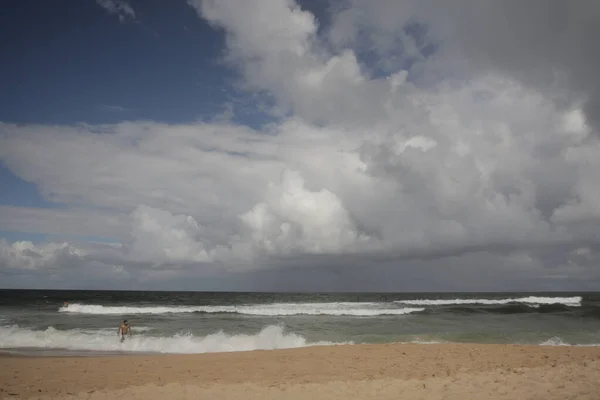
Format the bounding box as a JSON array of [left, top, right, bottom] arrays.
[[95, 0, 135, 22], [2, 74, 598, 267], [238, 169, 374, 256], [188, 0, 386, 126], [0, 239, 85, 270], [127, 205, 212, 263]]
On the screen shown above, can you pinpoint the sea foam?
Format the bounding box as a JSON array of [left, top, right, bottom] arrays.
[[0, 324, 342, 354]]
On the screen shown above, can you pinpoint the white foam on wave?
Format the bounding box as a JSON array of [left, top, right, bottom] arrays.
[[406, 339, 446, 345], [397, 296, 582, 307], [0, 324, 343, 354], [59, 302, 424, 316], [540, 336, 570, 346]]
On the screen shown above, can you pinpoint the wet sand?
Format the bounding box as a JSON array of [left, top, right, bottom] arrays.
[[1, 343, 600, 399]]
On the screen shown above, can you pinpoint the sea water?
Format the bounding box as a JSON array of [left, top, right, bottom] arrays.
[[1, 290, 599, 355]]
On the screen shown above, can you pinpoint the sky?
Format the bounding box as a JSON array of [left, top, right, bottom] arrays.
[[1, 0, 600, 291]]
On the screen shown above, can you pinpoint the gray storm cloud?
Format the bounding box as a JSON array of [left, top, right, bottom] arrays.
[[329, 0, 600, 131]]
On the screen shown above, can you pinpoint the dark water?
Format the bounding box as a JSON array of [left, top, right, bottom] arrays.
[[1, 290, 599, 355]]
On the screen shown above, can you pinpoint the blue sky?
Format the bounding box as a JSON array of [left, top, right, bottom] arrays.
[[0, 0, 344, 242], [1, 0, 236, 238], [0, 0, 232, 126]]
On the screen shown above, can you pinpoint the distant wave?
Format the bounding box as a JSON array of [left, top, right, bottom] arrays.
[[59, 302, 424, 317], [56, 296, 583, 317], [418, 303, 576, 316], [396, 296, 582, 307], [0, 324, 344, 354]]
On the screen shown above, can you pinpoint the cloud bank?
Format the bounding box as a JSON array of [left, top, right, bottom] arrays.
[[1, 0, 600, 289]]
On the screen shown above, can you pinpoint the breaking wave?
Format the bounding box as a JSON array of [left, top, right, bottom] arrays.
[[540, 336, 570, 346], [539, 336, 600, 347], [418, 303, 576, 316], [396, 296, 582, 307], [59, 302, 424, 316], [0, 324, 342, 354]]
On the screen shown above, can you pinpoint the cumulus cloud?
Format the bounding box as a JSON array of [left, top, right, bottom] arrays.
[[2, 76, 597, 265], [0, 239, 86, 270], [238, 169, 374, 256], [127, 205, 213, 263], [0, 238, 141, 289], [2, 0, 600, 288], [95, 0, 136, 22], [189, 0, 389, 126]]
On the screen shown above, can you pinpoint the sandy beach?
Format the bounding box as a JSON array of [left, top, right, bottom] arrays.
[[1, 343, 600, 399]]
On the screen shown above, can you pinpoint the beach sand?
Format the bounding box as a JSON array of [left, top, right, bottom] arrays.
[[1, 343, 600, 399]]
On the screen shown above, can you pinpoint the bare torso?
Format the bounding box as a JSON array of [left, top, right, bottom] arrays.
[[118, 324, 131, 336]]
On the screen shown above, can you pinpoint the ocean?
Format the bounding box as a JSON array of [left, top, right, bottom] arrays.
[[1, 290, 599, 356]]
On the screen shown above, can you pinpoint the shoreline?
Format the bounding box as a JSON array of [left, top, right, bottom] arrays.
[[2, 342, 600, 399], [0, 348, 163, 358], [2, 338, 598, 358]]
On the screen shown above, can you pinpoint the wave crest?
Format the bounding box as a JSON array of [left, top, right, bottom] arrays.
[[59, 302, 424, 316], [396, 296, 582, 307]]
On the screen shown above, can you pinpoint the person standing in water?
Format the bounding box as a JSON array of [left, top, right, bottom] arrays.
[[118, 320, 132, 342]]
